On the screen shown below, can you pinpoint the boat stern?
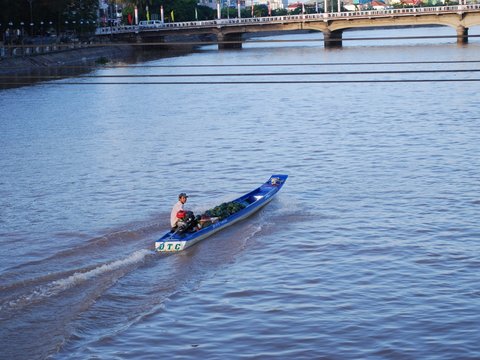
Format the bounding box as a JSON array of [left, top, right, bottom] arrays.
[[155, 240, 187, 252]]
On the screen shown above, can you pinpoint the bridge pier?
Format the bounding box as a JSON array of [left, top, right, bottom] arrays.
[[323, 30, 343, 48], [217, 33, 243, 50], [456, 26, 468, 44]]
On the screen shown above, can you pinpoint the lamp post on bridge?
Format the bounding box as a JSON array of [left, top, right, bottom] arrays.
[[27, 0, 34, 25], [26, 0, 34, 36]]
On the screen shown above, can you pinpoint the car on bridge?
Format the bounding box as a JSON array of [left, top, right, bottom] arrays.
[[139, 20, 164, 29]]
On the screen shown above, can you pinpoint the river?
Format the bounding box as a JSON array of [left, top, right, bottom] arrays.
[[1, 26, 480, 359]]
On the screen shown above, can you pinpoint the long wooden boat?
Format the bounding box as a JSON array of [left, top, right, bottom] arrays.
[[155, 174, 288, 252]]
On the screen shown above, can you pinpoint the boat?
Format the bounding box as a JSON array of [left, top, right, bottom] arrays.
[[155, 174, 288, 252]]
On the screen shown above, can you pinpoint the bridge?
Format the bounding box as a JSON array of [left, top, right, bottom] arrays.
[[95, 4, 480, 49]]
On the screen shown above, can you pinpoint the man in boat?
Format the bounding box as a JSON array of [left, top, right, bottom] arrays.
[[171, 193, 221, 233], [170, 193, 189, 230]]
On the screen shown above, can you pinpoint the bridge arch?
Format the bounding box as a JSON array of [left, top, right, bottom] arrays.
[[305, 12, 480, 46]]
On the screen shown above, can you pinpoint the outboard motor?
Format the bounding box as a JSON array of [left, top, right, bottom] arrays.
[[176, 210, 197, 234]]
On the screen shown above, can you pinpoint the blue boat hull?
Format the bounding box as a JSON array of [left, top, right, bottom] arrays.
[[155, 174, 288, 252]]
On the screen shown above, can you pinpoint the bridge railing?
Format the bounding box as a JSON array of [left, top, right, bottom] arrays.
[[96, 25, 138, 35], [326, 4, 480, 18], [95, 4, 480, 36]]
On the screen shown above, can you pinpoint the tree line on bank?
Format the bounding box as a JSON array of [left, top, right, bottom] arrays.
[[1, 0, 98, 35]]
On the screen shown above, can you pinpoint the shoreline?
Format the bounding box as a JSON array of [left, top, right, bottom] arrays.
[[0, 39, 202, 89], [0, 45, 137, 75]]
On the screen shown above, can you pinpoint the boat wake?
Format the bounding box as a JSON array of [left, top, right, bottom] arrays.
[[0, 249, 154, 318], [0, 205, 283, 359]]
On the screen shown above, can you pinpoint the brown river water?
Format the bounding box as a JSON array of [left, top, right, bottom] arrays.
[[1, 27, 480, 359]]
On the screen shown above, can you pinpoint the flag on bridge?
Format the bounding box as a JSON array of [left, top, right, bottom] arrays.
[[171, 10, 175, 22]]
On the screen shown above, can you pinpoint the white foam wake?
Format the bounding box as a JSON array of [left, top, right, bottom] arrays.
[[0, 249, 151, 315]]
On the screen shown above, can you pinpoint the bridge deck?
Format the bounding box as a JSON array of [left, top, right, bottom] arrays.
[[96, 4, 480, 36]]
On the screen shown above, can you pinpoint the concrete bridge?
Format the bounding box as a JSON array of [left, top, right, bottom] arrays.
[[95, 4, 480, 49]]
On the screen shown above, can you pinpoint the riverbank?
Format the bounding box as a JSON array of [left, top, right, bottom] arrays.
[[0, 44, 142, 89], [0, 37, 205, 89], [0, 44, 137, 75]]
